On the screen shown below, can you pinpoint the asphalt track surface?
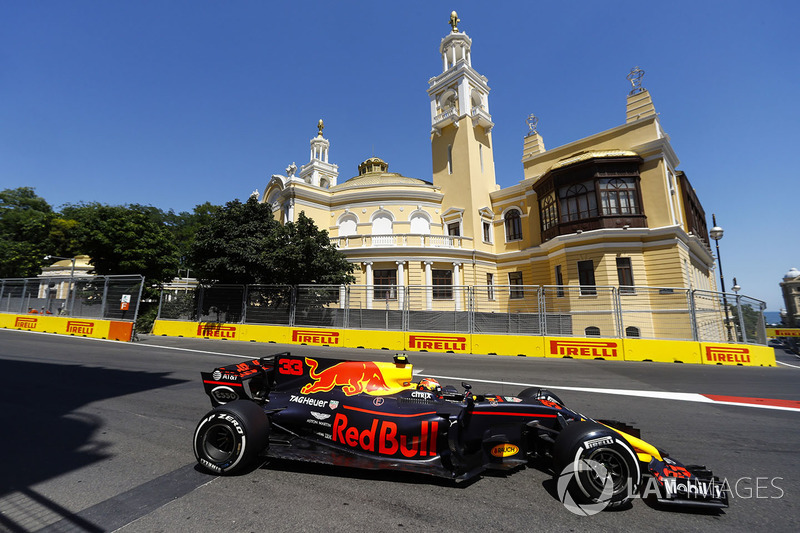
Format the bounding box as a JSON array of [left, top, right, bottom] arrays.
[[1, 329, 799, 533]]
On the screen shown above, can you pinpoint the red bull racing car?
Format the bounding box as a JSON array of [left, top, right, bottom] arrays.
[[193, 353, 728, 510]]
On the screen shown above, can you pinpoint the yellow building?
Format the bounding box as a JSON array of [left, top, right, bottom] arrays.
[[262, 13, 717, 339]]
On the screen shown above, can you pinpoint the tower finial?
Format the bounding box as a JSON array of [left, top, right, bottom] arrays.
[[317, 119, 324, 136], [526, 114, 539, 135], [626, 66, 645, 95], [449, 11, 460, 33]]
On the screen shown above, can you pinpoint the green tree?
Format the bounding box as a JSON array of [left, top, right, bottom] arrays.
[[0, 187, 55, 277], [163, 202, 220, 270], [60, 202, 181, 284], [189, 198, 354, 285], [273, 212, 355, 286], [188, 197, 282, 284]]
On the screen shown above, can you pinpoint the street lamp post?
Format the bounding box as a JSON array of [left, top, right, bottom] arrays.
[[44, 255, 77, 315], [708, 214, 732, 342]]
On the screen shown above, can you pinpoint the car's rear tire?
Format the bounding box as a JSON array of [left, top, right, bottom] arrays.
[[193, 400, 269, 475], [553, 421, 640, 510]]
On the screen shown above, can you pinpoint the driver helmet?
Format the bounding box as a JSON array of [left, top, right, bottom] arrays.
[[417, 378, 442, 394]]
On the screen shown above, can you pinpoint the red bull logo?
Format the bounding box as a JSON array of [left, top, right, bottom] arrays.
[[197, 324, 236, 338], [67, 320, 95, 334], [301, 358, 391, 396], [705, 346, 751, 363], [14, 317, 38, 329], [332, 412, 438, 458], [549, 340, 619, 358], [408, 335, 467, 352], [292, 329, 339, 345]]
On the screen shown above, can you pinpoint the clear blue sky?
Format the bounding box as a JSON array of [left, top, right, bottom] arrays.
[[1, 1, 797, 311]]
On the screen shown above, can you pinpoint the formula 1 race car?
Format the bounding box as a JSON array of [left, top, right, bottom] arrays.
[[193, 353, 728, 511]]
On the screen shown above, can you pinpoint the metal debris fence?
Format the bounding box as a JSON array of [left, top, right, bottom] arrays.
[[0, 275, 145, 321], [156, 283, 767, 345]]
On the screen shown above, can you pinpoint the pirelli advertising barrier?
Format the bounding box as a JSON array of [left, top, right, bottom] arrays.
[[152, 320, 776, 367], [1, 314, 134, 341]]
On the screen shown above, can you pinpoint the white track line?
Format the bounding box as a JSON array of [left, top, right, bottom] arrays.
[[421, 374, 800, 413]]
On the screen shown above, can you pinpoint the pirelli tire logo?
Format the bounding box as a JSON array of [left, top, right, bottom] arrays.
[[197, 324, 237, 339], [15, 317, 38, 329], [408, 335, 467, 352], [549, 340, 619, 358], [292, 329, 340, 345], [67, 320, 95, 335], [705, 346, 751, 364]]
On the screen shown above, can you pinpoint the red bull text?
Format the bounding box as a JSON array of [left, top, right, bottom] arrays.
[[408, 335, 467, 352], [332, 412, 438, 458], [301, 358, 390, 396], [549, 340, 619, 358], [705, 346, 751, 363]]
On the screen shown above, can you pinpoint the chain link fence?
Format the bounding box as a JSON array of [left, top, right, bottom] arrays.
[[0, 275, 144, 321], [155, 283, 768, 345]]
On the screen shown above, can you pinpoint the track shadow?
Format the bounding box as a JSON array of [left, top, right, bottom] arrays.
[[0, 358, 186, 497]]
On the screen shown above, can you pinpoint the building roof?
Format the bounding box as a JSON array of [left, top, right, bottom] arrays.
[[330, 157, 433, 191]]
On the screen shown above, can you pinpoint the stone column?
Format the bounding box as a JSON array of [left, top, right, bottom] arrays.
[[424, 261, 433, 311]]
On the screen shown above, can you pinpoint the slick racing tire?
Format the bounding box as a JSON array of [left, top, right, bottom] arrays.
[[193, 400, 269, 475], [553, 421, 641, 509]]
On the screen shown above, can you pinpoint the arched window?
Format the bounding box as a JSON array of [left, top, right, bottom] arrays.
[[505, 209, 522, 241], [599, 178, 638, 215], [559, 182, 597, 222], [409, 212, 431, 235], [540, 192, 558, 231], [585, 326, 601, 337], [447, 145, 453, 175], [625, 326, 640, 338], [371, 212, 393, 246], [338, 214, 357, 237]]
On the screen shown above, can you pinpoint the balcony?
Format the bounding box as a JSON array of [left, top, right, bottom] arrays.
[[432, 108, 459, 132], [470, 105, 493, 131], [330, 233, 473, 249]]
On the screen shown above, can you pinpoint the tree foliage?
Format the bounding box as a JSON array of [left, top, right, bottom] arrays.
[[60, 202, 181, 284], [189, 198, 354, 286], [0, 187, 55, 277]]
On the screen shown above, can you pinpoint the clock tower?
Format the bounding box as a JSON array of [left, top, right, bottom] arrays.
[[428, 11, 497, 244]]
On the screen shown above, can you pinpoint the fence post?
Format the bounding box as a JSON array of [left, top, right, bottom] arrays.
[[197, 285, 205, 323], [21, 279, 28, 313], [131, 277, 145, 332], [157, 288, 164, 319], [688, 289, 699, 341], [735, 295, 747, 344], [0, 280, 5, 311], [614, 287, 623, 338], [241, 285, 248, 324], [289, 286, 297, 327], [344, 285, 350, 329], [538, 287, 546, 336], [100, 276, 110, 319]]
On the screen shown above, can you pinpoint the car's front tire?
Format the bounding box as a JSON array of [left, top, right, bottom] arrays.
[[553, 421, 640, 509], [193, 400, 269, 475]]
